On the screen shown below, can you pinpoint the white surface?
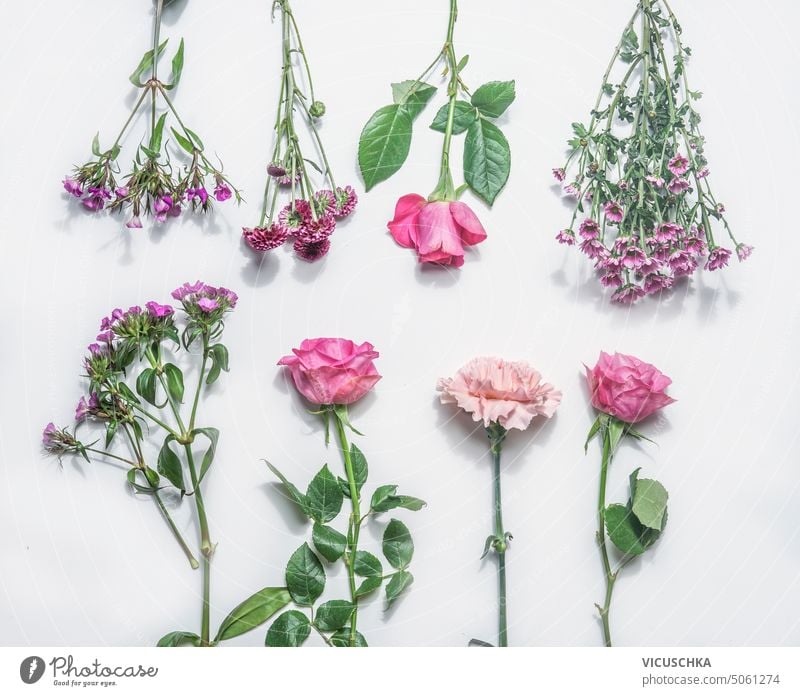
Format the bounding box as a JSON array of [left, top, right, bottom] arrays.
[[1, 0, 798, 647]]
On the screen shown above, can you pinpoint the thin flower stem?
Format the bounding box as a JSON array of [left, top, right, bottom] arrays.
[[434, 0, 460, 200], [284, 3, 317, 104], [188, 335, 209, 433], [491, 438, 508, 648], [333, 411, 361, 648], [111, 89, 150, 152], [129, 402, 180, 439], [152, 488, 200, 570], [185, 444, 213, 644], [596, 426, 619, 648], [84, 447, 137, 467]]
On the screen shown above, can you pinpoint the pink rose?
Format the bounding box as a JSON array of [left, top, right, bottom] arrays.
[[278, 338, 381, 405], [437, 357, 562, 431], [585, 351, 675, 424], [387, 193, 487, 268]]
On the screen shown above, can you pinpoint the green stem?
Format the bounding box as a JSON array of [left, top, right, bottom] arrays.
[[432, 0, 459, 200], [185, 444, 213, 645], [152, 488, 200, 570], [150, 0, 164, 141], [111, 89, 150, 153], [188, 335, 209, 433], [597, 427, 616, 647], [333, 410, 361, 648], [487, 423, 508, 647]]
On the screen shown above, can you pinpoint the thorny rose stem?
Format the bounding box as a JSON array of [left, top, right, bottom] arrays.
[[434, 0, 460, 200], [334, 412, 362, 647]]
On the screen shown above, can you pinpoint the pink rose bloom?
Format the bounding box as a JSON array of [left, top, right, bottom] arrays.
[[585, 351, 675, 424], [278, 338, 381, 405], [388, 194, 487, 268], [437, 357, 561, 431]]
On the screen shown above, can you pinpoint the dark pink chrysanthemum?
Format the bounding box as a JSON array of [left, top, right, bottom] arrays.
[[643, 274, 674, 295], [555, 229, 575, 246], [267, 162, 287, 178], [603, 201, 624, 223], [298, 213, 336, 243], [612, 284, 645, 305], [294, 237, 331, 262], [242, 224, 289, 252], [312, 190, 336, 217], [704, 246, 732, 271], [579, 218, 600, 240], [621, 246, 647, 270], [645, 175, 665, 188], [579, 238, 606, 260], [655, 222, 683, 243], [278, 200, 312, 233], [599, 271, 623, 288], [333, 185, 358, 218], [668, 250, 699, 277]]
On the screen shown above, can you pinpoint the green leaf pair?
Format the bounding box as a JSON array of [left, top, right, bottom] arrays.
[[605, 468, 669, 556]]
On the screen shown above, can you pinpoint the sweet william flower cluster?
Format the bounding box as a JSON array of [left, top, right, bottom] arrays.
[[554, 0, 752, 304], [242, 0, 357, 262]]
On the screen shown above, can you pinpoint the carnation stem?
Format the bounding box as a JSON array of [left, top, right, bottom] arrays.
[[333, 409, 362, 648], [487, 423, 509, 647], [597, 424, 618, 647]]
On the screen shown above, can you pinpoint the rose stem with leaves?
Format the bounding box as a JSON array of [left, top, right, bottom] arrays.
[[487, 423, 509, 647], [332, 407, 363, 648]]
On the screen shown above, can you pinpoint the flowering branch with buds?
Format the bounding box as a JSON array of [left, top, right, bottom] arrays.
[[242, 0, 358, 262], [554, 0, 752, 304], [62, 0, 240, 227]]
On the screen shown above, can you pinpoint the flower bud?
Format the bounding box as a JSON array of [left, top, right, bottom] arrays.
[[309, 101, 326, 118]]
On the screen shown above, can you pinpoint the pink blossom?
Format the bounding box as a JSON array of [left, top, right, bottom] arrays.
[[145, 301, 174, 318], [387, 194, 486, 268], [333, 186, 358, 218], [667, 153, 690, 177], [655, 223, 683, 243], [611, 285, 645, 305], [243, 224, 289, 252], [667, 178, 690, 195], [555, 229, 575, 246], [552, 168, 566, 182], [214, 182, 232, 202], [63, 178, 83, 197], [697, 167, 710, 179], [704, 246, 732, 271], [645, 175, 665, 188], [294, 238, 331, 262], [603, 201, 624, 223], [278, 200, 312, 233], [197, 297, 220, 313], [579, 218, 600, 240], [437, 357, 561, 431], [126, 216, 143, 229], [585, 351, 675, 424], [736, 244, 754, 262], [278, 337, 381, 405]]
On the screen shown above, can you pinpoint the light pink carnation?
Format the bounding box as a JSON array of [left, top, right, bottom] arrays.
[[437, 357, 561, 431]]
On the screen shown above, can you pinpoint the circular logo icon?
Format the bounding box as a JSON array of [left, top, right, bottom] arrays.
[[20, 656, 45, 685]]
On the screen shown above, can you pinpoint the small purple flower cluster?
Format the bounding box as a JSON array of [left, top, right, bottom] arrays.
[[171, 281, 239, 316], [243, 184, 358, 262], [42, 423, 81, 454]]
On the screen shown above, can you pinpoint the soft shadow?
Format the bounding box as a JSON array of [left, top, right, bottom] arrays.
[[291, 256, 327, 285], [160, 0, 189, 25], [261, 481, 309, 536], [414, 263, 461, 288], [240, 251, 280, 288]]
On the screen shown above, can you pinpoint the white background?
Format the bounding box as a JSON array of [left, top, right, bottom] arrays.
[[0, 0, 798, 648]]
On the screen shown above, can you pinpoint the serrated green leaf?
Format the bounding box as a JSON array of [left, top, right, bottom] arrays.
[[385, 569, 414, 607], [286, 543, 325, 606], [358, 104, 413, 190], [382, 518, 414, 569], [156, 631, 200, 647], [353, 550, 382, 578], [605, 503, 661, 556], [355, 576, 382, 597], [314, 600, 355, 632], [312, 523, 347, 562], [305, 464, 343, 524], [157, 437, 184, 492], [464, 119, 510, 205], [215, 587, 292, 642], [430, 100, 478, 134], [631, 477, 669, 531], [265, 610, 311, 647], [471, 80, 516, 118], [329, 627, 368, 647], [391, 80, 437, 119]]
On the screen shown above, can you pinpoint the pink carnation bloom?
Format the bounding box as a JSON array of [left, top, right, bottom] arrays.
[[388, 194, 486, 268], [437, 357, 561, 431], [645, 175, 665, 188]]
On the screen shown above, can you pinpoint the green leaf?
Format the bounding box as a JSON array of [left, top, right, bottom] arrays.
[[136, 368, 158, 405], [165, 38, 185, 90], [312, 523, 347, 562], [605, 503, 661, 556], [193, 427, 219, 484], [127, 468, 155, 494], [430, 100, 478, 134], [157, 437, 184, 492], [370, 484, 427, 513], [358, 104, 413, 191], [265, 610, 311, 647], [163, 363, 184, 403], [215, 587, 292, 642], [370, 484, 397, 510], [91, 133, 101, 157], [210, 343, 230, 372], [350, 443, 368, 492], [353, 550, 382, 578], [383, 519, 414, 569], [584, 416, 602, 453], [631, 475, 669, 531], [185, 128, 204, 150], [469, 638, 494, 647], [305, 464, 343, 524], [104, 420, 118, 448], [171, 127, 195, 154], [391, 80, 437, 120], [385, 569, 414, 607], [129, 39, 168, 87], [116, 382, 140, 405], [355, 576, 382, 598], [329, 627, 368, 647], [286, 543, 325, 606], [464, 119, 510, 205], [471, 80, 516, 118], [148, 113, 168, 155], [314, 600, 355, 632], [267, 461, 311, 517], [156, 631, 200, 647]]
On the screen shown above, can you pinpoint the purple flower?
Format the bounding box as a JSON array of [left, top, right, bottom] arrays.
[[645, 175, 665, 188], [555, 229, 575, 246], [697, 167, 710, 179], [669, 250, 699, 277], [82, 186, 111, 212], [154, 195, 173, 222], [187, 187, 209, 205], [267, 162, 287, 178], [243, 224, 289, 252], [667, 153, 690, 177], [63, 178, 83, 197], [643, 274, 674, 295], [145, 301, 174, 318], [552, 168, 566, 182], [87, 343, 102, 356], [667, 178, 690, 195], [621, 246, 647, 270], [214, 182, 232, 202], [579, 218, 600, 240], [75, 393, 100, 422], [684, 235, 706, 255], [736, 243, 754, 262], [579, 238, 606, 261], [126, 216, 143, 229], [603, 201, 624, 224], [704, 246, 732, 271], [294, 238, 331, 262], [115, 186, 129, 198], [42, 422, 58, 448], [599, 271, 623, 288], [611, 284, 645, 305], [655, 222, 683, 243], [563, 183, 580, 198], [96, 330, 114, 344], [197, 297, 220, 313], [333, 186, 358, 218]]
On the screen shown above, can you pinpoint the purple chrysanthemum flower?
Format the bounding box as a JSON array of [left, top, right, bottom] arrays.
[[667, 153, 690, 177], [278, 201, 311, 232], [552, 168, 566, 182], [645, 175, 665, 188], [704, 246, 732, 271], [555, 229, 575, 246], [242, 224, 289, 252], [294, 237, 331, 262], [603, 201, 624, 224], [267, 162, 287, 178], [667, 178, 690, 195], [736, 243, 754, 262], [579, 218, 600, 240], [611, 284, 645, 305], [333, 186, 358, 218]]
